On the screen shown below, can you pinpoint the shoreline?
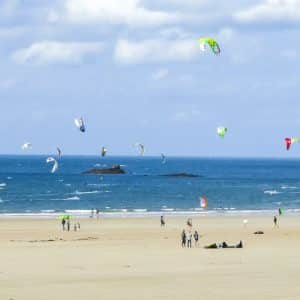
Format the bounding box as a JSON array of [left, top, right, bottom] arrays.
[[0, 208, 297, 219]]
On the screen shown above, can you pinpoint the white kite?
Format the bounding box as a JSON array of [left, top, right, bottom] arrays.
[[21, 143, 32, 150], [135, 143, 145, 156], [46, 157, 58, 173]]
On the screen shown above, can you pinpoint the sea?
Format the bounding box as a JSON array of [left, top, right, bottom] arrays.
[[0, 155, 300, 218]]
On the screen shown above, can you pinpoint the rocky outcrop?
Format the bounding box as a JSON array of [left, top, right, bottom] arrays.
[[82, 165, 125, 175]]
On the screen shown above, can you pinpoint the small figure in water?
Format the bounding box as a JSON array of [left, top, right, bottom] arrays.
[[181, 230, 186, 247], [273, 216, 279, 228], [194, 230, 199, 247], [61, 218, 66, 231], [278, 208, 282, 216], [96, 209, 100, 219], [160, 215, 165, 227]]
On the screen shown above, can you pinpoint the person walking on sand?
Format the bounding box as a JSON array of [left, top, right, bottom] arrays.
[[160, 215, 165, 227], [181, 230, 186, 247], [187, 230, 192, 248], [194, 230, 199, 247], [61, 217, 66, 231], [187, 218, 192, 227], [273, 215, 279, 228], [67, 218, 70, 231]]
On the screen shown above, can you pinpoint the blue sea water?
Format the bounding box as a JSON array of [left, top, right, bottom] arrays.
[[0, 155, 300, 216]]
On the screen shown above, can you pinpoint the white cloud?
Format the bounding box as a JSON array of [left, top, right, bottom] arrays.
[[50, 0, 179, 27], [152, 68, 169, 80], [12, 41, 104, 65], [234, 0, 300, 23], [115, 38, 198, 64]]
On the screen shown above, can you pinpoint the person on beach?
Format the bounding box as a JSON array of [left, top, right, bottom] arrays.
[[90, 209, 94, 218], [61, 217, 66, 231], [96, 209, 100, 219], [186, 230, 192, 248], [273, 216, 278, 228], [278, 208, 282, 216], [181, 230, 186, 247], [187, 218, 192, 227], [194, 230, 199, 247], [160, 215, 165, 227], [204, 240, 243, 249], [67, 218, 70, 231]]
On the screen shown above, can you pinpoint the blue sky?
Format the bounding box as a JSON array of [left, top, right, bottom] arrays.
[[0, 0, 300, 157]]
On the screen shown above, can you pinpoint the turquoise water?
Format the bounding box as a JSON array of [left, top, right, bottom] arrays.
[[0, 155, 300, 216]]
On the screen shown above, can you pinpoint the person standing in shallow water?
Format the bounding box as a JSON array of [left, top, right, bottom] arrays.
[[181, 230, 186, 247]]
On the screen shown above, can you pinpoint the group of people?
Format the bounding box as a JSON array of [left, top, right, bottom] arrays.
[[61, 217, 81, 232], [181, 229, 199, 248], [90, 209, 101, 219], [181, 218, 199, 248]]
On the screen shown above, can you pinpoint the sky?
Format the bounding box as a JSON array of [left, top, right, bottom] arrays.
[[0, 0, 300, 157]]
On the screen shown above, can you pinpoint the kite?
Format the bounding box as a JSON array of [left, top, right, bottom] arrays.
[[161, 153, 167, 164], [198, 37, 221, 55], [285, 137, 300, 150], [74, 117, 85, 133], [200, 196, 208, 209], [46, 157, 58, 173], [217, 127, 227, 138], [101, 146, 107, 157], [57, 147, 62, 158], [135, 143, 145, 156], [21, 143, 32, 150]]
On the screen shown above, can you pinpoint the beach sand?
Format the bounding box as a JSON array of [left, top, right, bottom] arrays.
[[0, 216, 299, 300]]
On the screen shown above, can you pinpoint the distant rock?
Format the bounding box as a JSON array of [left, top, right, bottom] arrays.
[[161, 173, 201, 178], [82, 165, 125, 175]]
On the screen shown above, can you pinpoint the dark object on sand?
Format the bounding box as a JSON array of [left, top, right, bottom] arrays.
[[204, 240, 243, 249], [82, 165, 125, 175], [254, 231, 264, 235], [161, 173, 201, 178]]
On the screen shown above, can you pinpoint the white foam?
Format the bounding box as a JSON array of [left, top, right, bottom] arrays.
[[0, 183, 7, 187], [281, 186, 297, 189], [1, 208, 300, 219], [74, 190, 100, 195], [64, 196, 80, 201], [264, 190, 281, 195]]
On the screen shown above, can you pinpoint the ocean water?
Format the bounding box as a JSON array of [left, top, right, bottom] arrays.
[[0, 155, 300, 217]]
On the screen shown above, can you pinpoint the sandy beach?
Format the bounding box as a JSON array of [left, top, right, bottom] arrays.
[[0, 215, 299, 300]]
